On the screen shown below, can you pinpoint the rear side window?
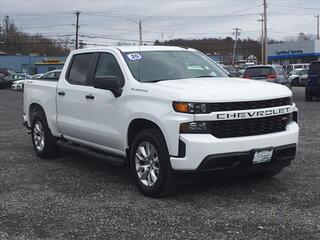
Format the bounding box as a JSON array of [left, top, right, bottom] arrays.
[[40, 71, 61, 81], [309, 62, 320, 75], [244, 67, 275, 77], [294, 65, 303, 69], [275, 66, 285, 76], [68, 53, 93, 85]]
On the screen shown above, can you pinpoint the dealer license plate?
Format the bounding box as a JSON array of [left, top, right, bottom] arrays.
[[253, 149, 273, 164]]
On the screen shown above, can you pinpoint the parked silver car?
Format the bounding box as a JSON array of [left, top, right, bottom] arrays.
[[243, 65, 291, 89]]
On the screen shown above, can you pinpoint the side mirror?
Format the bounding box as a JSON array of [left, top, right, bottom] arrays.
[[93, 76, 123, 97]]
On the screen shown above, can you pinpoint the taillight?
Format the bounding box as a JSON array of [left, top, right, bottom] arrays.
[[243, 74, 251, 79], [267, 73, 276, 80]]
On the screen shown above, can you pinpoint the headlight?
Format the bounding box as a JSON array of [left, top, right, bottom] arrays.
[[173, 102, 209, 113], [180, 121, 209, 133]]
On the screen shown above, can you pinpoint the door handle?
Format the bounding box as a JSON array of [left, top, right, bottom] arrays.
[[85, 94, 94, 100], [58, 91, 65, 96]]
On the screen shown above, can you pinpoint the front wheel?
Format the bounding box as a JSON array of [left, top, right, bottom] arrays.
[[130, 129, 177, 198]]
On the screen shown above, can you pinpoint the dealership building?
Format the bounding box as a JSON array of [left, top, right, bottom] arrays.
[[0, 55, 66, 75], [267, 39, 320, 64]]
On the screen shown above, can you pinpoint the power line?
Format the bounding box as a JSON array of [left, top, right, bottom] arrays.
[[270, 3, 320, 11], [19, 24, 74, 29]]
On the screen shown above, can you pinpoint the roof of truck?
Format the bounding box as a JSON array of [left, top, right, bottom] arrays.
[[72, 45, 194, 54]]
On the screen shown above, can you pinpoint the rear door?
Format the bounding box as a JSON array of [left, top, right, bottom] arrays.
[[275, 66, 288, 85], [56, 52, 97, 142]]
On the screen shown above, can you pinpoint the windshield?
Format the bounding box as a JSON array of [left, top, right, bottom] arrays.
[[122, 50, 228, 82], [291, 70, 301, 75]]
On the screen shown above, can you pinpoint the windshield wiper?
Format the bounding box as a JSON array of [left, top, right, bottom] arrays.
[[142, 78, 170, 83], [195, 75, 215, 78]]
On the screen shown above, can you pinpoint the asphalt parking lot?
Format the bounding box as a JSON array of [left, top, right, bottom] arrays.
[[0, 87, 319, 240]]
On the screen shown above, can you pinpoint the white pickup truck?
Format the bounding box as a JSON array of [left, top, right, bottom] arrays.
[[23, 46, 299, 197]]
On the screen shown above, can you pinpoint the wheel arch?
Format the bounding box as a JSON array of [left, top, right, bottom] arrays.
[[29, 103, 46, 123], [127, 118, 165, 148], [126, 118, 169, 165]]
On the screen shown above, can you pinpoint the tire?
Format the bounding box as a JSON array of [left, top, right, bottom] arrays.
[[305, 89, 313, 101], [129, 128, 177, 198], [31, 108, 59, 158], [292, 78, 299, 86], [247, 168, 283, 179]]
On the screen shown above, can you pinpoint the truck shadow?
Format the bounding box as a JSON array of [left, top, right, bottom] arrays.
[[49, 148, 288, 200]]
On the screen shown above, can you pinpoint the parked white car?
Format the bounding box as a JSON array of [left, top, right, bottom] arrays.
[[23, 46, 299, 197], [12, 79, 25, 91]]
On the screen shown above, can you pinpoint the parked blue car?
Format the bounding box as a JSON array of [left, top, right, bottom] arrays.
[[305, 61, 320, 101]]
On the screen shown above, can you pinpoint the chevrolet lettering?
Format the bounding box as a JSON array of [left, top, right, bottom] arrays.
[[216, 106, 292, 120]]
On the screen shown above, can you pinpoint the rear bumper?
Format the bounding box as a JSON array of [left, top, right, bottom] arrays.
[[170, 121, 299, 171]]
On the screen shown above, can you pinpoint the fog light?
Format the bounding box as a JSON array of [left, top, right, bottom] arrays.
[[180, 122, 208, 133]]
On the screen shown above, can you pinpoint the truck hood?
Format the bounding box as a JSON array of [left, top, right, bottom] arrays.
[[155, 77, 292, 102]]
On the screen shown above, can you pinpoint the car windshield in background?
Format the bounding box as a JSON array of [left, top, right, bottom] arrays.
[[291, 69, 302, 75], [122, 51, 228, 82], [245, 67, 274, 78], [309, 63, 320, 75]]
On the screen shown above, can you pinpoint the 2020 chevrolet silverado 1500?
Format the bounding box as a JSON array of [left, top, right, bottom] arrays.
[[23, 46, 299, 197]]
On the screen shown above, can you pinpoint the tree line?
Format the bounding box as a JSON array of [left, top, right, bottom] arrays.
[[0, 16, 70, 56]]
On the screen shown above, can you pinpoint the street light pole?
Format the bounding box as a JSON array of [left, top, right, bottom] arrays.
[[232, 27, 241, 65], [258, 14, 264, 64], [127, 17, 152, 46], [263, 0, 268, 64]]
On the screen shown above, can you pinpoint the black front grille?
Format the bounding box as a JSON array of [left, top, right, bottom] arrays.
[[209, 97, 291, 112], [210, 114, 290, 138]]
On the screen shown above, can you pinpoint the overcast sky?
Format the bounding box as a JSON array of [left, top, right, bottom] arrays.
[[0, 0, 319, 47]]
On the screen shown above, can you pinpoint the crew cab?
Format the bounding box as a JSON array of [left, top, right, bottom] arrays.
[[23, 46, 299, 197]]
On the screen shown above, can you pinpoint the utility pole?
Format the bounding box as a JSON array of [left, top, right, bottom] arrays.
[[161, 32, 164, 45], [263, 0, 268, 64], [316, 13, 320, 40], [138, 20, 143, 46], [75, 11, 81, 49], [232, 27, 241, 65], [258, 14, 264, 64]]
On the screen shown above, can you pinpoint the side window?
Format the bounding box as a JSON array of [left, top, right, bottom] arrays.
[[54, 71, 61, 79], [68, 53, 93, 85], [40, 71, 60, 81], [94, 53, 124, 81], [41, 72, 55, 79]]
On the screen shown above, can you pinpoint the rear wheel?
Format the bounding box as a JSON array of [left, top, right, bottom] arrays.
[[292, 78, 299, 86], [130, 128, 177, 198], [31, 109, 59, 158], [305, 89, 313, 101]]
